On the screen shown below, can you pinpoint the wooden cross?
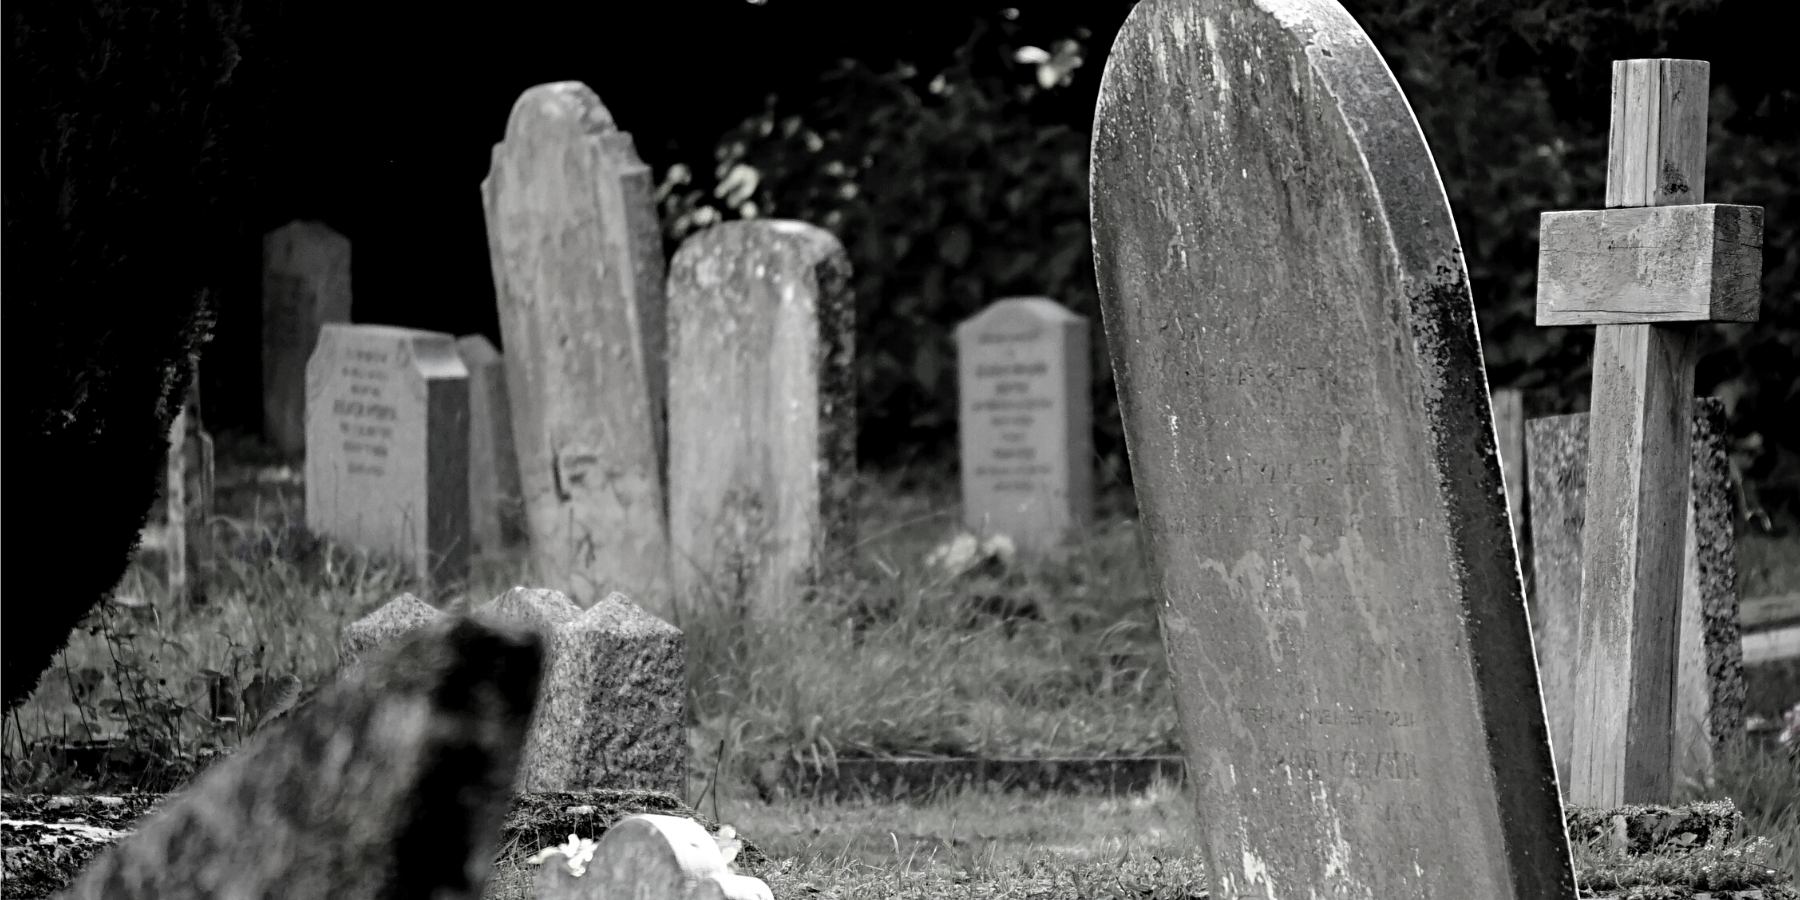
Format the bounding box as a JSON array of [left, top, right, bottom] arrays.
[[1536, 59, 1763, 805]]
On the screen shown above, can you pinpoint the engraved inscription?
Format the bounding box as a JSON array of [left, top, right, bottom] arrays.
[[330, 347, 397, 477]]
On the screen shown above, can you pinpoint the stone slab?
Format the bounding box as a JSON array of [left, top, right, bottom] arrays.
[[55, 618, 542, 900], [1525, 399, 1745, 787], [457, 334, 527, 554], [263, 220, 352, 457], [1088, 0, 1574, 896], [481, 81, 672, 615], [305, 323, 471, 595], [760, 755, 1188, 803], [955, 297, 1094, 554], [665, 220, 857, 618]]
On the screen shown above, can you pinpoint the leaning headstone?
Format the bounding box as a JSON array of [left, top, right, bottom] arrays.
[[665, 220, 857, 618], [58, 617, 542, 900], [481, 81, 672, 615], [534, 814, 770, 900], [263, 219, 353, 457], [339, 588, 686, 794], [954, 297, 1094, 555], [457, 334, 527, 554], [1526, 400, 1745, 789], [306, 324, 471, 595], [1089, 0, 1574, 897]]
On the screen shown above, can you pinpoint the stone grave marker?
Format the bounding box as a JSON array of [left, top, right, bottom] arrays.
[[1535, 58, 1762, 805], [534, 814, 771, 900], [341, 588, 685, 794], [263, 219, 353, 458], [305, 323, 471, 595], [1089, 0, 1574, 896], [481, 81, 672, 616], [1526, 399, 1745, 791], [457, 334, 527, 554], [58, 617, 542, 900], [665, 220, 857, 618], [954, 297, 1094, 554], [164, 358, 216, 604]]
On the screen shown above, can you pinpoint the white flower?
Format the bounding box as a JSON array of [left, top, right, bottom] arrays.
[[527, 833, 600, 878], [714, 824, 744, 873]]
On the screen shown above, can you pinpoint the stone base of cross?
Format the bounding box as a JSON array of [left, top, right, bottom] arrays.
[[1537, 58, 1764, 805]]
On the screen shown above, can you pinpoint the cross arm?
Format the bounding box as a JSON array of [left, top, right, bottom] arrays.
[[1536, 203, 1763, 326]]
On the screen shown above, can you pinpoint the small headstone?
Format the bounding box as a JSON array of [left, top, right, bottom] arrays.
[[306, 323, 472, 595], [534, 814, 770, 900], [1526, 399, 1745, 787], [57, 617, 542, 900], [482, 81, 672, 615], [1089, 0, 1573, 896], [339, 592, 446, 668], [457, 334, 527, 554], [165, 359, 216, 604], [338, 588, 686, 794], [954, 298, 1094, 555], [263, 219, 352, 457], [665, 220, 857, 617]]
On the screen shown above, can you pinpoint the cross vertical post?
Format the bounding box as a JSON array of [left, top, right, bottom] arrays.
[[1536, 59, 1763, 805]]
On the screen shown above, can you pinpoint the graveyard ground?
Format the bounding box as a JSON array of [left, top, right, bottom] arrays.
[[3, 431, 1796, 896]]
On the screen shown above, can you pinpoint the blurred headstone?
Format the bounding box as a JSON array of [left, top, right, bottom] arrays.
[[263, 220, 352, 458], [165, 358, 216, 604], [457, 334, 527, 554]]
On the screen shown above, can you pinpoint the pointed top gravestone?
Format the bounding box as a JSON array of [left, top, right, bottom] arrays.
[[263, 220, 352, 457], [1090, 0, 1573, 897], [481, 82, 672, 616]]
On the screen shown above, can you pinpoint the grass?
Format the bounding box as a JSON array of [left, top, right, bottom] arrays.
[[3, 431, 1796, 898]]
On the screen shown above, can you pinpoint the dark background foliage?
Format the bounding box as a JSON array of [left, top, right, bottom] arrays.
[[5, 0, 1794, 708]]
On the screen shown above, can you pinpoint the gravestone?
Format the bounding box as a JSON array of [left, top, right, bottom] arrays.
[[1535, 59, 1762, 805], [457, 334, 527, 554], [341, 588, 686, 794], [481, 81, 672, 615], [534, 814, 771, 900], [1526, 400, 1746, 790], [955, 298, 1094, 554], [665, 220, 857, 618], [164, 359, 216, 604], [1089, 0, 1574, 897], [58, 617, 542, 900], [306, 324, 471, 595], [263, 220, 353, 457]]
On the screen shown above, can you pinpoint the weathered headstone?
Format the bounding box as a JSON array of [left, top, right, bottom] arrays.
[[1536, 58, 1762, 805], [1526, 400, 1746, 790], [481, 81, 672, 615], [534, 814, 771, 900], [665, 220, 857, 618], [1089, 0, 1574, 897], [58, 617, 542, 900], [341, 588, 686, 794], [305, 324, 471, 595], [165, 359, 216, 604], [263, 219, 353, 457], [457, 334, 527, 554], [954, 298, 1094, 554]]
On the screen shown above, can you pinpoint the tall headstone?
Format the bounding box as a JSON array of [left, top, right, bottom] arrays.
[[341, 588, 686, 794], [1535, 59, 1762, 805], [58, 618, 542, 900], [1089, 1, 1574, 897], [165, 359, 216, 604], [481, 81, 672, 615], [457, 334, 527, 554], [1526, 400, 1746, 790], [955, 298, 1094, 554], [306, 324, 471, 596], [665, 221, 857, 618], [263, 220, 353, 457]]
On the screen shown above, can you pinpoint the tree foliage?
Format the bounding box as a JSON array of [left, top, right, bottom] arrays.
[[3, 0, 277, 711]]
